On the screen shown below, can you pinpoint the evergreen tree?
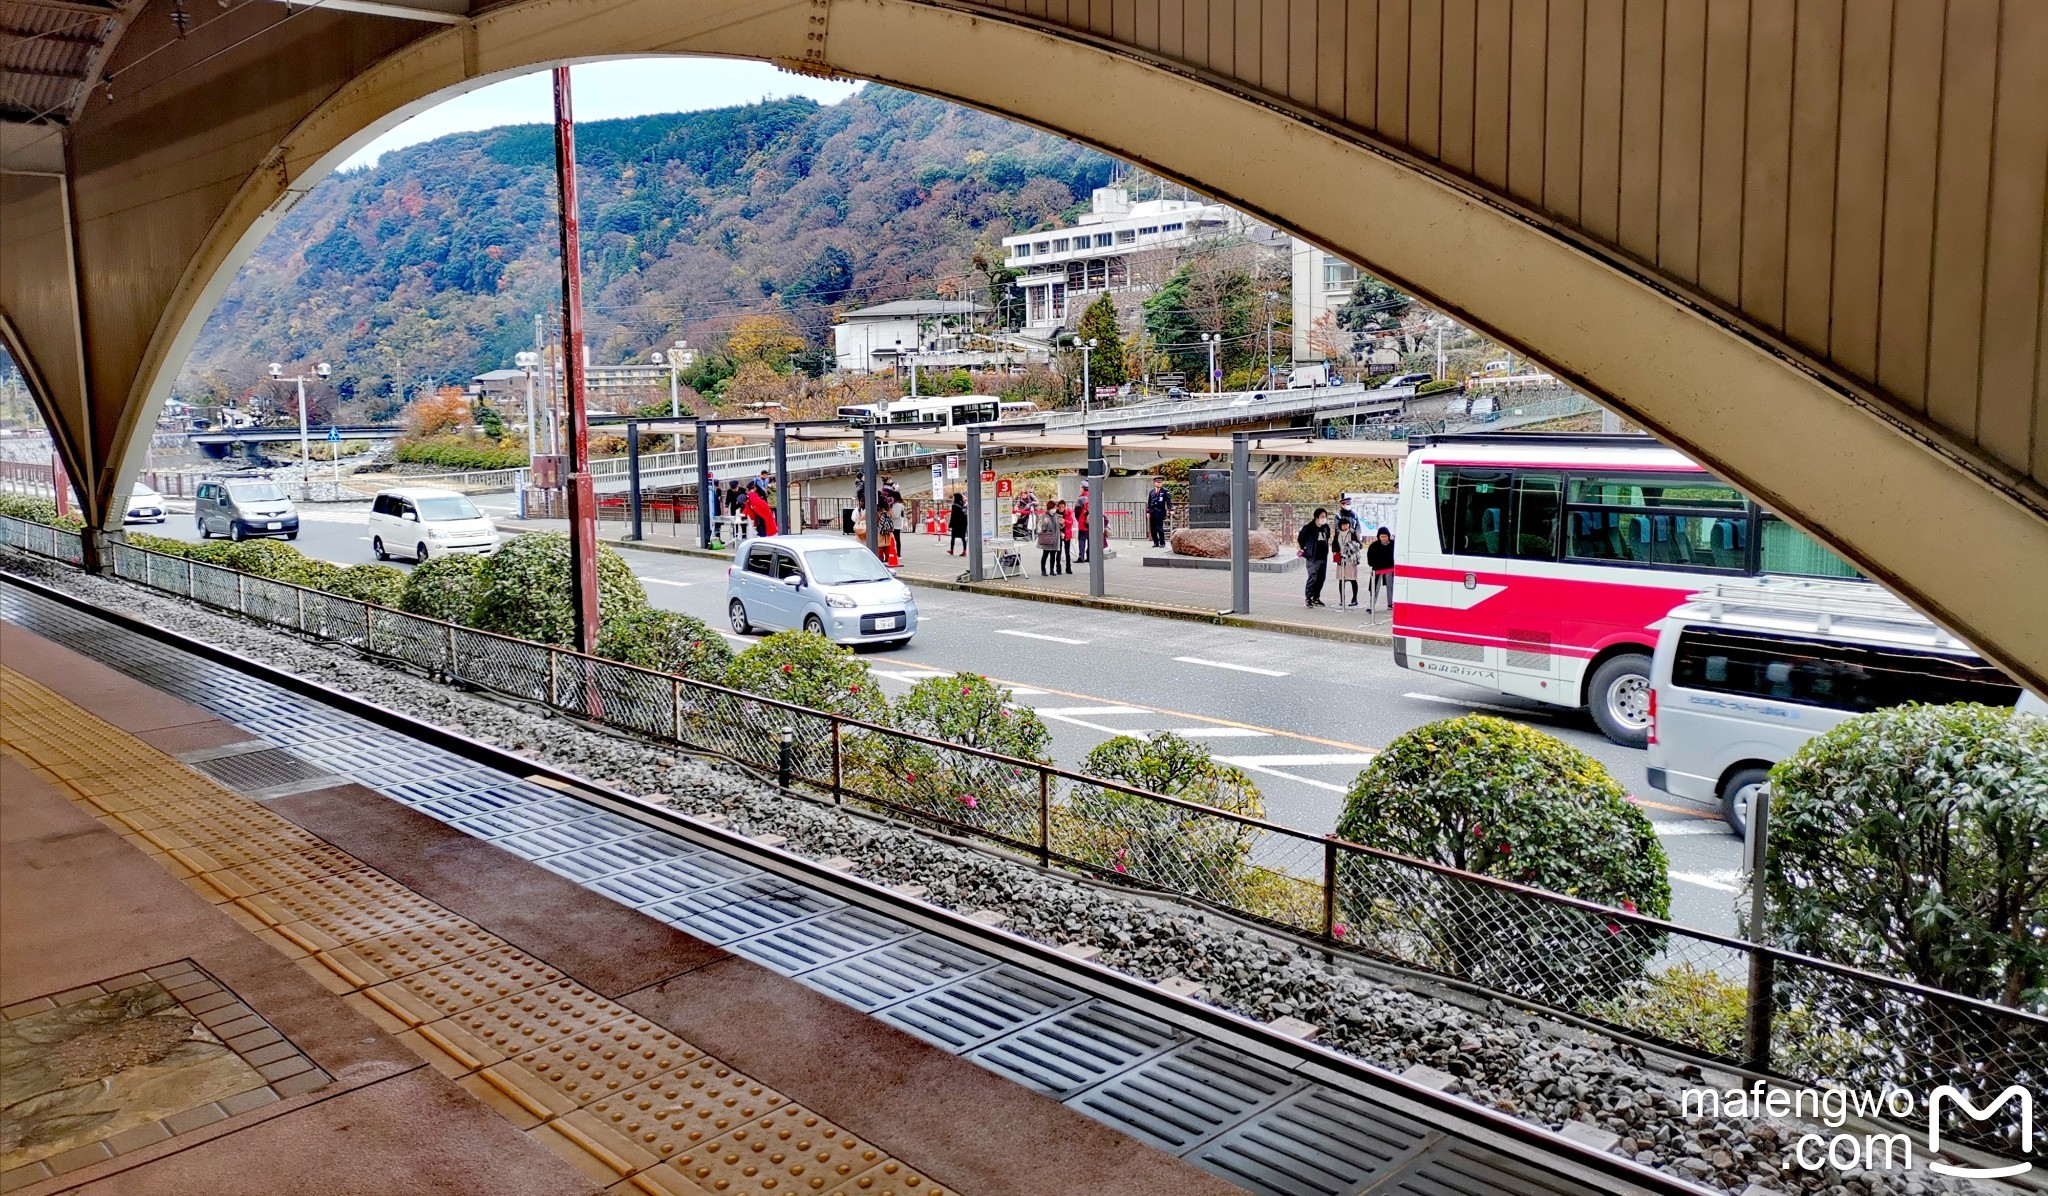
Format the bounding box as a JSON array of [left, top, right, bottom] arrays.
[[1075, 295, 1127, 389]]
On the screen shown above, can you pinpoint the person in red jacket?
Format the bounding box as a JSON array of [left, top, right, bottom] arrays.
[[742, 487, 778, 537]]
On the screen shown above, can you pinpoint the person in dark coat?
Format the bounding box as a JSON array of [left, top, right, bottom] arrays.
[[947, 492, 969, 555], [1074, 485, 1092, 565], [1146, 479, 1170, 548], [1298, 508, 1333, 607], [1366, 526, 1396, 611]]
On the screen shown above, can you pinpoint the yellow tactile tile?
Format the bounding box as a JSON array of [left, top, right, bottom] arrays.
[[236, 870, 458, 951], [477, 1014, 709, 1124], [428, 980, 634, 1077], [313, 920, 515, 990], [643, 1104, 889, 1196], [166, 826, 329, 873], [544, 1060, 794, 1187], [359, 947, 571, 1028], [192, 844, 369, 901], [825, 1160, 957, 1195]]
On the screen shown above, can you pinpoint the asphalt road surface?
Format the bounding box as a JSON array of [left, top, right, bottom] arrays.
[[146, 499, 1745, 934]]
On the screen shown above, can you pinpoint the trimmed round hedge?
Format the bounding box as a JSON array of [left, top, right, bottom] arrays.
[[597, 608, 734, 683], [723, 630, 884, 721], [398, 553, 488, 624], [469, 532, 646, 645]]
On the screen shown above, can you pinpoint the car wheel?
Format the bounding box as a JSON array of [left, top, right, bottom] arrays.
[[803, 614, 826, 636], [728, 599, 752, 635], [1587, 653, 1653, 747], [229, 522, 247, 542], [415, 542, 429, 564], [1721, 767, 1769, 840], [373, 536, 387, 561], [196, 517, 209, 539]]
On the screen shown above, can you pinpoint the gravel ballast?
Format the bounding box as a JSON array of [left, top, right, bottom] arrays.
[[0, 550, 1999, 1196]]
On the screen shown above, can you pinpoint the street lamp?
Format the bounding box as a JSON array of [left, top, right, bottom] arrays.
[[1263, 291, 1279, 387], [515, 351, 540, 457], [1079, 337, 1098, 426], [1199, 333, 1220, 394], [650, 339, 689, 450], [268, 360, 331, 499]]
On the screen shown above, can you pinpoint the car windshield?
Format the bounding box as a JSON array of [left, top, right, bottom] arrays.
[[130, 486, 159, 499], [229, 483, 286, 502], [417, 496, 481, 521], [804, 547, 892, 585]]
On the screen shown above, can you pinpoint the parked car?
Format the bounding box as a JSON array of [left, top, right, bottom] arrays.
[[368, 488, 497, 562], [1379, 371, 1434, 389], [124, 483, 166, 524], [194, 479, 297, 541], [726, 534, 917, 648], [1646, 577, 2020, 836], [1228, 391, 1268, 408]]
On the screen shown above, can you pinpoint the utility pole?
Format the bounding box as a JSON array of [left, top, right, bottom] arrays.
[[553, 66, 600, 657]]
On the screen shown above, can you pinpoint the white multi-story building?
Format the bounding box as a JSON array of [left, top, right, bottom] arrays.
[[1291, 243, 1360, 362], [832, 300, 991, 374], [1001, 188, 1279, 336]]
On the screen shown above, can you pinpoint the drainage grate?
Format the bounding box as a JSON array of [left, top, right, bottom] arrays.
[[535, 833, 692, 883], [878, 965, 1083, 1051], [1190, 1086, 1436, 1196], [969, 1000, 1183, 1098], [590, 855, 757, 908], [186, 746, 336, 794], [734, 908, 917, 976], [1069, 1039, 1304, 1154], [647, 876, 843, 944], [800, 935, 996, 1011], [1378, 1138, 1594, 1196], [495, 816, 648, 860]]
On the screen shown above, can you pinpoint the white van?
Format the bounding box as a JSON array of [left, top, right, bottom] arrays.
[[1646, 578, 2021, 836], [368, 488, 497, 562]]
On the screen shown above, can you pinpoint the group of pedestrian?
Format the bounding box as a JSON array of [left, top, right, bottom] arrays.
[[1299, 496, 1393, 609], [722, 470, 779, 540], [853, 475, 907, 558]]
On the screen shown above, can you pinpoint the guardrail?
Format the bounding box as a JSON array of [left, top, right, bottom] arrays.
[[1, 513, 2036, 1161]]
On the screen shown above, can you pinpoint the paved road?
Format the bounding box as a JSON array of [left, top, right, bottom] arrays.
[[146, 500, 1745, 934]]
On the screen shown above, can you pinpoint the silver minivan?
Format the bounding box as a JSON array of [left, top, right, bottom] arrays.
[[194, 479, 298, 541], [726, 534, 918, 647], [1646, 578, 2021, 836]]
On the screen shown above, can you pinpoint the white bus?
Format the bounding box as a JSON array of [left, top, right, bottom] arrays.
[[1391, 434, 1862, 746], [835, 397, 1035, 428]]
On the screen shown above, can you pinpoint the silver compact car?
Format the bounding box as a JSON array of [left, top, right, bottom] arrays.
[[726, 534, 917, 648]]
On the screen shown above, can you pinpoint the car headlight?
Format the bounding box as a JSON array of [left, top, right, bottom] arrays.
[[825, 593, 856, 609], [426, 527, 446, 539]]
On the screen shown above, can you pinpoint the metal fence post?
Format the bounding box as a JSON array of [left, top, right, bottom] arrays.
[[1322, 838, 1339, 939], [1038, 769, 1051, 866], [1742, 788, 1776, 1070], [548, 650, 560, 709], [777, 726, 794, 790], [296, 588, 305, 631], [444, 623, 456, 677], [830, 721, 843, 801], [671, 678, 683, 743]]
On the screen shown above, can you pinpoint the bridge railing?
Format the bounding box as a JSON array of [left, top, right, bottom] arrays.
[[1, 514, 2036, 1161]]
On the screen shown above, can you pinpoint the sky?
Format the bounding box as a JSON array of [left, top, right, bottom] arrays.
[[341, 58, 862, 170]]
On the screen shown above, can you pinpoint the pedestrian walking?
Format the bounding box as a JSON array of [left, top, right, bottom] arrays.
[[1075, 486, 1091, 565], [743, 486, 778, 537], [1036, 511, 1060, 575], [1012, 491, 1037, 540], [1058, 500, 1075, 575], [947, 492, 968, 555], [1297, 508, 1333, 607], [1146, 478, 1170, 548], [1366, 525, 1396, 612], [1334, 515, 1363, 607]]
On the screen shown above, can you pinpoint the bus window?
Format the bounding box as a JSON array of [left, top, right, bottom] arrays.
[[1434, 468, 1513, 557], [1511, 475, 1560, 560], [953, 400, 999, 425], [1759, 516, 1860, 578], [1564, 473, 1745, 572]]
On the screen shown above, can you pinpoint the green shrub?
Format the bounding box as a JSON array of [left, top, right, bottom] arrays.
[[1416, 378, 1460, 396], [469, 532, 646, 645], [861, 674, 1051, 841], [397, 553, 487, 624], [1767, 704, 2048, 1010], [1336, 715, 1670, 914], [1586, 963, 1747, 1056], [0, 495, 58, 522], [724, 631, 884, 721], [215, 540, 323, 584], [394, 436, 529, 471], [1058, 734, 1266, 904], [597, 608, 733, 682], [321, 563, 407, 606], [1332, 716, 1670, 1006], [125, 532, 194, 557]]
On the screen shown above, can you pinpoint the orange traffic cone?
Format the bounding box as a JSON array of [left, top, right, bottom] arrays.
[[882, 539, 901, 568]]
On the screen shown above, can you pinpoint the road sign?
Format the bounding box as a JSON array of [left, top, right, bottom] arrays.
[[981, 469, 996, 485], [326, 426, 340, 443], [995, 477, 1013, 498], [945, 453, 960, 479], [930, 463, 944, 500], [1095, 386, 1117, 398]]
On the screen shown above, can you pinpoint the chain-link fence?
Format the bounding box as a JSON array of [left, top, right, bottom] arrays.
[[5, 517, 2038, 1160]]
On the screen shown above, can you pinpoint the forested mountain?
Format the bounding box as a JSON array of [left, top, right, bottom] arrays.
[[178, 85, 1116, 418]]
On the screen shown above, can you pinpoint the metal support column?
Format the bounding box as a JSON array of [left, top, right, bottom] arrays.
[[695, 422, 713, 549], [1228, 432, 1251, 615], [1086, 429, 1106, 598], [626, 421, 642, 541], [861, 430, 880, 555], [773, 425, 791, 532], [965, 429, 985, 582]]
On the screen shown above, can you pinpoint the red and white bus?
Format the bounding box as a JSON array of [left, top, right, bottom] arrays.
[[1391, 434, 1860, 746]]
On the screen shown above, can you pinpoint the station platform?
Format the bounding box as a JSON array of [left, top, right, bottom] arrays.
[[0, 575, 1681, 1196]]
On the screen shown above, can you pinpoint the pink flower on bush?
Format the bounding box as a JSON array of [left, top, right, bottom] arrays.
[[960, 794, 979, 809], [780, 663, 793, 674], [1113, 846, 1129, 875], [904, 772, 917, 783], [1331, 923, 1348, 939]]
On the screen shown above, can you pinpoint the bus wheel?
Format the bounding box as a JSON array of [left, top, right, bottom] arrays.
[[1720, 767, 1769, 839], [1588, 653, 1652, 747]]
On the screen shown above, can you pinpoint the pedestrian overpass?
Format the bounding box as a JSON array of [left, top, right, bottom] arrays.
[[3, 0, 2045, 692]]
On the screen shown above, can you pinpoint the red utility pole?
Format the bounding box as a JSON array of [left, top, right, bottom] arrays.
[[552, 66, 600, 656]]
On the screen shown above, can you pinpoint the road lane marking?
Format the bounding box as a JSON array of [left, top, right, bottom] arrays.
[[643, 578, 692, 587], [991, 626, 1089, 643], [1670, 870, 1743, 893], [1653, 821, 1732, 837], [1216, 753, 1378, 767], [1220, 760, 1352, 793], [1174, 656, 1290, 677], [1144, 727, 1270, 738], [1036, 706, 1149, 717], [1402, 691, 1556, 717]]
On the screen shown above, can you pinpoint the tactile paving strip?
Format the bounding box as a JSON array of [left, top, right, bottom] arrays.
[[313, 919, 516, 989], [542, 1059, 793, 1186], [474, 1015, 708, 1125], [637, 1104, 890, 1196], [236, 870, 458, 952], [357, 947, 572, 1028]]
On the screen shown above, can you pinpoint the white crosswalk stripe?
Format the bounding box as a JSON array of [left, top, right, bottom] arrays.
[[1174, 656, 1290, 677], [1215, 753, 1378, 767]]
